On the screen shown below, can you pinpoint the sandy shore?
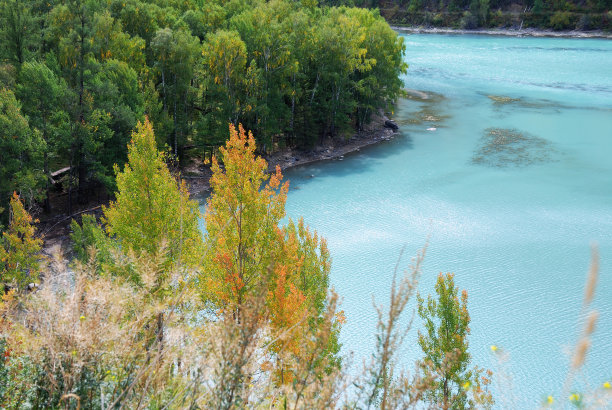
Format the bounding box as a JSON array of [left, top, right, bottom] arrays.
[[392, 26, 612, 39]]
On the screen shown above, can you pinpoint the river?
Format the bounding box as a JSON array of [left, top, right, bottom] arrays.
[[281, 34, 612, 406]]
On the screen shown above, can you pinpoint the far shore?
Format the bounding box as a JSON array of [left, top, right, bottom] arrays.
[[392, 25, 612, 39]]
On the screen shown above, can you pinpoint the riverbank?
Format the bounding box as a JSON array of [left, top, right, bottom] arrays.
[[182, 112, 397, 198], [392, 25, 612, 38], [39, 113, 398, 255]]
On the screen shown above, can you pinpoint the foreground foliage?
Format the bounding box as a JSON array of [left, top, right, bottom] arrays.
[[1, 120, 608, 408]]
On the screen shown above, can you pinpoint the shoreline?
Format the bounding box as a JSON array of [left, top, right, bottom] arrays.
[[392, 25, 612, 39], [40, 113, 398, 254], [184, 112, 398, 198]]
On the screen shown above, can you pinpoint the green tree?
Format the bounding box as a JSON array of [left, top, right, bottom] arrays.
[[479, 0, 490, 26], [103, 117, 203, 271], [16, 60, 71, 212], [89, 58, 144, 186], [90, 10, 146, 73], [0, 88, 44, 221], [417, 273, 493, 409], [0, 192, 43, 291], [151, 27, 199, 158], [198, 29, 248, 146], [0, 0, 37, 66], [346, 7, 407, 130], [230, 0, 295, 148], [46, 0, 121, 207]]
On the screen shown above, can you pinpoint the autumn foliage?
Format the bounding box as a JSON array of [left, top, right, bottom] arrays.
[[2, 119, 612, 408], [203, 123, 289, 306], [203, 124, 338, 381]]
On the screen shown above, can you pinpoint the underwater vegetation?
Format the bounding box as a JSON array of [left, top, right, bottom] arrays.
[[472, 128, 557, 168], [485, 94, 612, 115], [403, 90, 450, 128], [487, 95, 522, 106], [486, 94, 569, 112]]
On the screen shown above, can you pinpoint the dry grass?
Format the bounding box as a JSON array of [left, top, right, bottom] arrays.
[[2, 241, 609, 409]]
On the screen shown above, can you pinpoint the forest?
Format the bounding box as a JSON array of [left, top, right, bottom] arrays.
[[0, 0, 493, 407], [0, 0, 406, 223]]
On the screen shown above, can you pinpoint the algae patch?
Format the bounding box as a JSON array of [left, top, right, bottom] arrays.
[[487, 95, 521, 106], [486, 94, 575, 112], [472, 128, 556, 168]]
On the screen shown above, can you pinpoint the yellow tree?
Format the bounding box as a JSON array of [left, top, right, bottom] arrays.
[[103, 118, 203, 272], [202, 124, 339, 383], [203, 123, 288, 307], [0, 193, 43, 291]]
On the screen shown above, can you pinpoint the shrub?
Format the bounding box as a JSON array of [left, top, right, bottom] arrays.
[[461, 11, 479, 29], [576, 14, 593, 30], [550, 11, 574, 30]]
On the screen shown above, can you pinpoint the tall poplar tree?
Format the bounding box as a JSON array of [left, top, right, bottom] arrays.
[[202, 123, 288, 307], [202, 123, 339, 382]]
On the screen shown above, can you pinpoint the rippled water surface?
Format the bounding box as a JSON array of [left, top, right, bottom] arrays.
[[282, 34, 612, 406]]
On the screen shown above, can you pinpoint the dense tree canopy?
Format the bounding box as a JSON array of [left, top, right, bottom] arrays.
[[0, 0, 407, 221]]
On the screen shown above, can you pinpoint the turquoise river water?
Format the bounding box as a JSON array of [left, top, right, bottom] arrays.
[[279, 34, 612, 406]]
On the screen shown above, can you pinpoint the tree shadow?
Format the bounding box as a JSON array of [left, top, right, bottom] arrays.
[[284, 132, 415, 190]]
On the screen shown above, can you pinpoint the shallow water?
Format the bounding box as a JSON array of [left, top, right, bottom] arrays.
[[281, 34, 612, 406]]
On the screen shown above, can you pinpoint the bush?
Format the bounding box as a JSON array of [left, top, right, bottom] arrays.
[[550, 11, 574, 30], [461, 11, 479, 29], [576, 14, 593, 30]]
